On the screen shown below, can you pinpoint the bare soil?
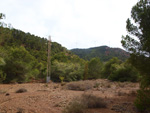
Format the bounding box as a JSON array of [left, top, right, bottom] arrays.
[[0, 79, 139, 113]]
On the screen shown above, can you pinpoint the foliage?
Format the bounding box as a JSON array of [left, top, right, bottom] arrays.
[[108, 63, 139, 82], [0, 70, 6, 83], [0, 57, 5, 66], [88, 57, 103, 79], [52, 60, 84, 82], [121, 1, 150, 111], [121, 0, 150, 81], [0, 13, 82, 83], [134, 89, 150, 112], [102, 58, 139, 82], [83, 62, 88, 80], [101, 57, 122, 78], [2, 46, 40, 83], [59, 76, 64, 83], [0, 13, 5, 26], [71, 46, 129, 62]]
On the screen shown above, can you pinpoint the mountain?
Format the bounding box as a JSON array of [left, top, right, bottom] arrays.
[[71, 46, 130, 62]]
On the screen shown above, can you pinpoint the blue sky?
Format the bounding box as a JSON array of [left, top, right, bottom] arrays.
[[0, 0, 138, 49]]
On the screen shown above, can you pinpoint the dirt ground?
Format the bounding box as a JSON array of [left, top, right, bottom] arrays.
[[0, 79, 139, 113]]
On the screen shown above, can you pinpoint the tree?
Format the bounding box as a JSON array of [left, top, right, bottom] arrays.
[[101, 57, 121, 78], [0, 13, 5, 22], [121, 0, 150, 78], [88, 58, 103, 79], [121, 0, 150, 112], [108, 62, 139, 82], [3, 46, 40, 83], [0, 13, 6, 27], [51, 60, 84, 82]]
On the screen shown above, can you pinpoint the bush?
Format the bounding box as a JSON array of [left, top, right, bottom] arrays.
[[51, 61, 84, 82], [108, 66, 139, 82], [88, 58, 103, 79], [101, 57, 122, 78], [0, 70, 6, 83], [81, 94, 107, 108], [63, 99, 86, 113], [63, 94, 107, 113], [134, 89, 150, 112], [66, 81, 93, 91], [3, 47, 40, 83]]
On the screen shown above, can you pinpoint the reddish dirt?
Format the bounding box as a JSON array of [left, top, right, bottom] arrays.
[[0, 79, 139, 113]]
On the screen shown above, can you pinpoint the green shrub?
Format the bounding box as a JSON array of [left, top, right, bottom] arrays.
[[3, 47, 41, 83], [101, 57, 122, 78], [51, 61, 84, 82], [88, 58, 103, 79], [108, 62, 139, 82], [108, 64, 139, 82], [0, 70, 6, 83], [134, 89, 150, 112]]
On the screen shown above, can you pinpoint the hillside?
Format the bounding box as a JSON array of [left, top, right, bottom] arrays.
[[0, 26, 84, 83], [71, 46, 130, 62]]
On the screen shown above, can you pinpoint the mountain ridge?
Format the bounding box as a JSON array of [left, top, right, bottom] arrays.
[[71, 45, 129, 62]]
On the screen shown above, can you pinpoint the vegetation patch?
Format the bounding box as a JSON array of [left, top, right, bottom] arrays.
[[81, 93, 107, 108], [16, 88, 27, 93], [0, 90, 6, 94], [63, 93, 107, 113], [65, 81, 93, 91]]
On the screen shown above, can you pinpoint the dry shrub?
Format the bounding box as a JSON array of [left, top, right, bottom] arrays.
[[117, 91, 127, 96], [16, 88, 27, 93], [128, 90, 137, 96], [117, 82, 125, 88], [0, 90, 6, 94], [66, 81, 93, 91], [63, 94, 107, 113], [93, 82, 100, 89], [82, 94, 107, 108], [63, 98, 86, 113]]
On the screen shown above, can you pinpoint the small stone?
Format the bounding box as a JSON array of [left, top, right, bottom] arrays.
[[5, 93, 10, 96]]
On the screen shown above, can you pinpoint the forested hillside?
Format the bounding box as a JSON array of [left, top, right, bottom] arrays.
[[0, 25, 85, 83], [0, 13, 139, 84], [71, 46, 130, 62]]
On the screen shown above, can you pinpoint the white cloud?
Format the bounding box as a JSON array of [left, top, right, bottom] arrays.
[[0, 0, 138, 49]]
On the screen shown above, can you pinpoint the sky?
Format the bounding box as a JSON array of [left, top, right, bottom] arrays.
[[0, 0, 138, 49]]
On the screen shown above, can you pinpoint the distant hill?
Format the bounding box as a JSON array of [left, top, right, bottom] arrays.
[[71, 46, 130, 62]]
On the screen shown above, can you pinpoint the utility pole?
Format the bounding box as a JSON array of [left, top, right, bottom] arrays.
[[47, 36, 51, 83]]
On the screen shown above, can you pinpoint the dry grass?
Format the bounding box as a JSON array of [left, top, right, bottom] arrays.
[[63, 93, 107, 113], [81, 93, 107, 108], [65, 81, 93, 91], [0, 90, 6, 94]]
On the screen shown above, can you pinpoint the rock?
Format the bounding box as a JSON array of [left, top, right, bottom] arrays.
[[5, 93, 10, 96]]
